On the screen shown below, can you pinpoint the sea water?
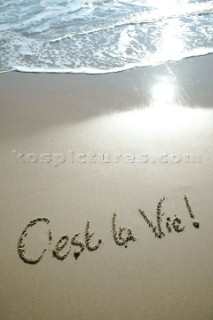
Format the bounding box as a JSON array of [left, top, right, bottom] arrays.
[[0, 0, 212, 74]]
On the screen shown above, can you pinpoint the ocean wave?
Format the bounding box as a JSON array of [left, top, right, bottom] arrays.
[[49, 2, 213, 43], [0, 0, 213, 74]]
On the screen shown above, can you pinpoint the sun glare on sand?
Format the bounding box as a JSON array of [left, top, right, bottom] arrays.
[[114, 79, 205, 134], [152, 82, 175, 104]]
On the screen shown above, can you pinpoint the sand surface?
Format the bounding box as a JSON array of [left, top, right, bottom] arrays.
[[0, 55, 213, 320]]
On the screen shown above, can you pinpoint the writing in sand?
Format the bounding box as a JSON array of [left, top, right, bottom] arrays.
[[18, 195, 200, 264]]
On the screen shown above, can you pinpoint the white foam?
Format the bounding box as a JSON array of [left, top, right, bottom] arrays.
[[10, 48, 213, 74]]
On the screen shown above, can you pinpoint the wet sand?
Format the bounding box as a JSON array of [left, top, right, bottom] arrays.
[[0, 54, 213, 320]]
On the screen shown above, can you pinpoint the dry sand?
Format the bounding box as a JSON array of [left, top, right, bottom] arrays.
[[0, 54, 213, 320]]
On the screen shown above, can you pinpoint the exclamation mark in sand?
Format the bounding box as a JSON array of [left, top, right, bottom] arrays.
[[184, 195, 200, 229]]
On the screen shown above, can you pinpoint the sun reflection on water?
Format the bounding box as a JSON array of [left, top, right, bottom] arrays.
[[149, 0, 187, 63]]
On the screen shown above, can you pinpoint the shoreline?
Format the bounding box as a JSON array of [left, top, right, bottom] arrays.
[[1, 52, 213, 77], [1, 51, 213, 76]]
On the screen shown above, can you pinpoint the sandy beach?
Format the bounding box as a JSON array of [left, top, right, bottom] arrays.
[[0, 54, 213, 320]]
